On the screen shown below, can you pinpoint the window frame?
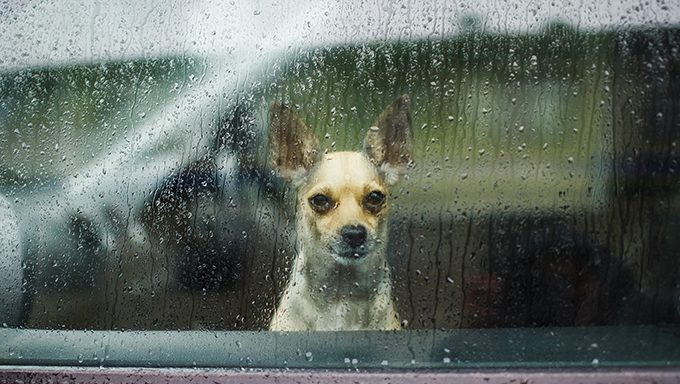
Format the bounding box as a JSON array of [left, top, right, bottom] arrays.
[[2, 366, 680, 384]]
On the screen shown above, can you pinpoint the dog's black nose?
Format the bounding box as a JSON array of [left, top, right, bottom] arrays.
[[341, 225, 367, 248]]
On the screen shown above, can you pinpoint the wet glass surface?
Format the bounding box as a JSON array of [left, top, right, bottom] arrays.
[[0, 0, 678, 370]]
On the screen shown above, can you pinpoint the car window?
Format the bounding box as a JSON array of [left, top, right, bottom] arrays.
[[0, 0, 679, 373]]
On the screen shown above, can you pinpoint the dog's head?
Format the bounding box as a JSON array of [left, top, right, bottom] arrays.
[[269, 96, 412, 265]]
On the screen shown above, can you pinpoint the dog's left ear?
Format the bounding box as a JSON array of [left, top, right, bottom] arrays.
[[363, 95, 413, 183], [269, 102, 321, 182]]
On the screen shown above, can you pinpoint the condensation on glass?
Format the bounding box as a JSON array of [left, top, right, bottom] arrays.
[[0, 22, 678, 334]]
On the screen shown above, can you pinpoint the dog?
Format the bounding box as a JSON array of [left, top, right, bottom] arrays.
[[268, 96, 412, 331]]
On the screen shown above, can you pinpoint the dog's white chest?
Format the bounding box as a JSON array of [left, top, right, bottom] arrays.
[[271, 273, 400, 331], [327, 300, 370, 330]]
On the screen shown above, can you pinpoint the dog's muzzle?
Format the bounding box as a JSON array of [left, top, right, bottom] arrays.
[[338, 224, 368, 259]]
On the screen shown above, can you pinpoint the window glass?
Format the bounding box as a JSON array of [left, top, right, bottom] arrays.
[[266, 30, 680, 331], [0, 0, 679, 370]]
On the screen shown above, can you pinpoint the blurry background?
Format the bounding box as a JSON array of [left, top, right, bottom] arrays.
[[0, 1, 678, 330]]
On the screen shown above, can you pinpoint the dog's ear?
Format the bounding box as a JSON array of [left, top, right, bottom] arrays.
[[269, 102, 320, 181], [363, 95, 413, 183]]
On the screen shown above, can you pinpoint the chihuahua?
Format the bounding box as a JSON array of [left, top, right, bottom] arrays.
[[268, 96, 412, 331]]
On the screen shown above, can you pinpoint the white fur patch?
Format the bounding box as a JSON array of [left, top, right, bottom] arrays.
[[278, 167, 308, 187], [380, 163, 402, 185]]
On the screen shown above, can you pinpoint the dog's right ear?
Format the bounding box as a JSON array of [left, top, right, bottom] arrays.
[[269, 102, 320, 181], [363, 95, 413, 184]]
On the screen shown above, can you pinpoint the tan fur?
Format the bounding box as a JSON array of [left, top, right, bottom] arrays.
[[269, 96, 412, 331]]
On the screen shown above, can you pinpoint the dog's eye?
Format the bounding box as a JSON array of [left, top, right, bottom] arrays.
[[309, 194, 334, 214], [363, 190, 386, 213]]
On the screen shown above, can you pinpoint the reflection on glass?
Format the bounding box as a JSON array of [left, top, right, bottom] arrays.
[[0, 28, 678, 335]]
